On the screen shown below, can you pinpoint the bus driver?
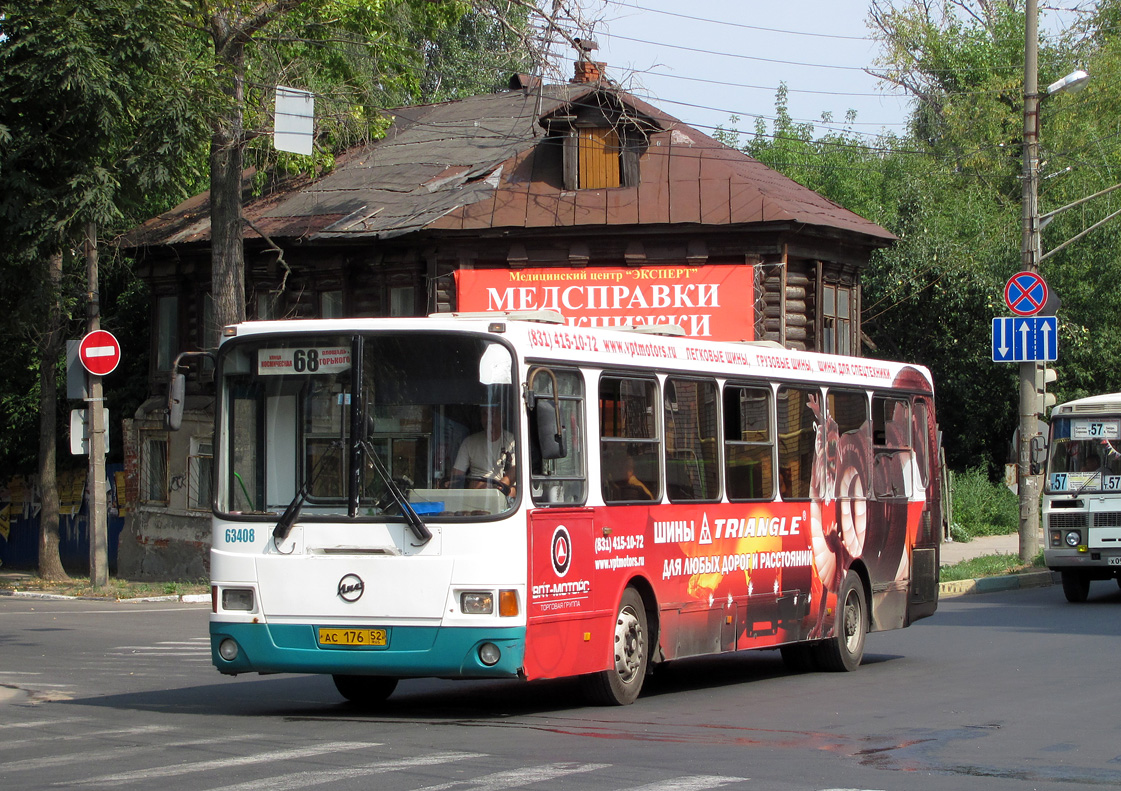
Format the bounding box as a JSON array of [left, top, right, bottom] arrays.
[[449, 404, 516, 495]]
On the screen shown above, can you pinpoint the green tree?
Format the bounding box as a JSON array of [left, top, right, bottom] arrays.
[[0, 0, 208, 577]]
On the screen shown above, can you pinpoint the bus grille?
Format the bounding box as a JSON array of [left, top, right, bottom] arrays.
[[1048, 513, 1088, 529], [1094, 512, 1121, 527]]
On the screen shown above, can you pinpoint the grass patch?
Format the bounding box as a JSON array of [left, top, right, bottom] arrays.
[[0, 575, 209, 599], [950, 467, 1019, 542], [939, 551, 1046, 582]]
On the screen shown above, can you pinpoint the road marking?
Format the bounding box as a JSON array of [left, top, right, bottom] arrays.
[[0, 725, 177, 749], [203, 751, 486, 791], [4, 734, 254, 772], [621, 778, 748, 791], [0, 717, 88, 730], [412, 762, 610, 791], [70, 741, 379, 784]]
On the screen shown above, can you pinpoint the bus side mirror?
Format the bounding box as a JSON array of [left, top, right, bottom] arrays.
[[1031, 435, 1047, 475], [534, 398, 567, 460], [167, 372, 186, 430]]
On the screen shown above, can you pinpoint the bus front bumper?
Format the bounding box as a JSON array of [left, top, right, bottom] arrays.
[[210, 622, 526, 679]]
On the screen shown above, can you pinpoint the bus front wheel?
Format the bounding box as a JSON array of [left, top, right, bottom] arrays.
[[332, 674, 398, 707], [815, 571, 867, 672], [585, 588, 648, 705], [1061, 571, 1091, 603]]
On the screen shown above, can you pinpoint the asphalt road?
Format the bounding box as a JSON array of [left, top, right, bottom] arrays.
[[2, 583, 1120, 791]]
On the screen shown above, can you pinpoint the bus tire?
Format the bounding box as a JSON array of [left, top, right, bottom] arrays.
[[1061, 571, 1091, 603], [585, 587, 648, 705], [815, 571, 867, 672], [332, 674, 398, 707]]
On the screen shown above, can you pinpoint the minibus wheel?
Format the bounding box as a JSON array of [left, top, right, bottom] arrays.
[[1061, 571, 1091, 603], [815, 571, 866, 672], [585, 587, 648, 705], [332, 674, 398, 707]]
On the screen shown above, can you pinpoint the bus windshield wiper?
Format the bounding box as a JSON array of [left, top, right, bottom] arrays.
[[361, 440, 432, 545], [273, 440, 341, 543]]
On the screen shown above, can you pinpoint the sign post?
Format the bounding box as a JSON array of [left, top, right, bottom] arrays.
[[81, 227, 116, 588]]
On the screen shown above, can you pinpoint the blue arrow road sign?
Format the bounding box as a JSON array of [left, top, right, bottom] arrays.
[[992, 316, 1058, 362]]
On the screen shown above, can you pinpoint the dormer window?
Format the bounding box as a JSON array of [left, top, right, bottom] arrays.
[[543, 92, 654, 191], [578, 127, 621, 189]]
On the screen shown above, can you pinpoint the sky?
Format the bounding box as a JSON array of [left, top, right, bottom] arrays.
[[566, 0, 913, 145], [546, 0, 1090, 146]]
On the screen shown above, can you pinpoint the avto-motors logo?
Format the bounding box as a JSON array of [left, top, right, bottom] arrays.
[[337, 573, 364, 602], [551, 525, 572, 577]]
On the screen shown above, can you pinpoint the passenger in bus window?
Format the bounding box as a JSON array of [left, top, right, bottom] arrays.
[[606, 452, 653, 501], [449, 405, 516, 495]]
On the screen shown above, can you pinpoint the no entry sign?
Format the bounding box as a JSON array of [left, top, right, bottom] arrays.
[[1004, 271, 1049, 317], [78, 330, 121, 376]]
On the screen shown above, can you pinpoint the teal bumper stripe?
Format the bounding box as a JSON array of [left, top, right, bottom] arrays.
[[210, 622, 526, 678]]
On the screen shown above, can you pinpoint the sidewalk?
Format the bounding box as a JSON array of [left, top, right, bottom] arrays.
[[938, 532, 1058, 597]]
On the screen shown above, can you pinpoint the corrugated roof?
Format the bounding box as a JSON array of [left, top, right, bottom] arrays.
[[122, 82, 894, 248]]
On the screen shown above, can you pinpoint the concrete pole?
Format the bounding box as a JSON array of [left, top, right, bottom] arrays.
[[86, 222, 109, 587], [1019, 0, 1042, 563]]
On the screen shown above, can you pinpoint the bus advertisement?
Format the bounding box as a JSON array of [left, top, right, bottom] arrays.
[[174, 313, 942, 706]]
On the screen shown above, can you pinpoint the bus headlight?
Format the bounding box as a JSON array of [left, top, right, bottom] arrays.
[[218, 638, 240, 661], [461, 591, 494, 614], [221, 588, 255, 611], [1065, 530, 1082, 547], [478, 642, 501, 666]]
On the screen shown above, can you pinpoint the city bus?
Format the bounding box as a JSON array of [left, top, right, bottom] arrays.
[[1043, 392, 1121, 602], [171, 312, 942, 706]]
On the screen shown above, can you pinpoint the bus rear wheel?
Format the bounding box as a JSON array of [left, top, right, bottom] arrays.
[[1061, 571, 1091, 603], [585, 588, 648, 705], [814, 571, 867, 672], [332, 674, 398, 707]]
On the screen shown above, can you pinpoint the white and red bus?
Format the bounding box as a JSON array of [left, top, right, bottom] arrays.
[[178, 312, 942, 706]]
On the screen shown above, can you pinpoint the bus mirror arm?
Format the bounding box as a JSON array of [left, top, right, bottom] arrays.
[[525, 368, 567, 461], [166, 350, 215, 430]]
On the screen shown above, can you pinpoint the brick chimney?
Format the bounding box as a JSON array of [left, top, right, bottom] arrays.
[[571, 60, 605, 84]]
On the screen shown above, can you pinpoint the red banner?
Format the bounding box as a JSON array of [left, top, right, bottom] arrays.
[[454, 264, 754, 341]]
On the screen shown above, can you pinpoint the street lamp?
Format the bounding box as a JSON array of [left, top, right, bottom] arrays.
[[1018, 0, 1089, 562]]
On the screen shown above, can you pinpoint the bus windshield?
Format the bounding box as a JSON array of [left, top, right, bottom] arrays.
[[1047, 416, 1121, 494], [217, 332, 518, 520]]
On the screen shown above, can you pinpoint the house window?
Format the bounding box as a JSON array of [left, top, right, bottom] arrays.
[[319, 290, 343, 318], [140, 433, 169, 504], [389, 286, 415, 317], [187, 437, 214, 511], [578, 127, 621, 189], [155, 295, 178, 372], [822, 283, 854, 355]]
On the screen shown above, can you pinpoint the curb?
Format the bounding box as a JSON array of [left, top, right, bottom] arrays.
[[939, 569, 1059, 598], [0, 590, 210, 604]]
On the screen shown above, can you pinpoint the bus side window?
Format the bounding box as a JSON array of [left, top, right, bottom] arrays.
[[776, 386, 818, 500], [664, 378, 720, 502], [529, 369, 587, 505], [601, 376, 661, 503], [872, 396, 911, 499], [826, 388, 871, 502], [913, 398, 931, 490], [723, 384, 774, 501]]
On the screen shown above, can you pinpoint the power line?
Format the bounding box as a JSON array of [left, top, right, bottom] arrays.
[[604, 0, 870, 41]]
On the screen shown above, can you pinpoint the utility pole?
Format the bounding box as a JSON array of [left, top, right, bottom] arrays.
[[1018, 0, 1042, 564], [86, 222, 109, 587]]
